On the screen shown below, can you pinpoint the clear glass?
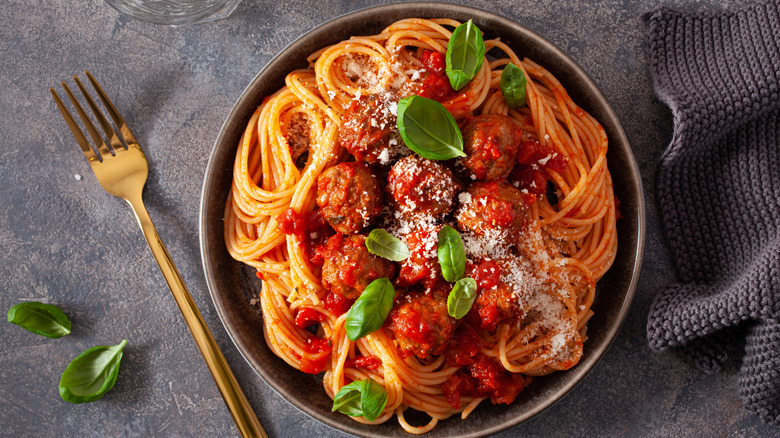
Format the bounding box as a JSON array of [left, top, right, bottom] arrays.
[[105, 0, 242, 25]]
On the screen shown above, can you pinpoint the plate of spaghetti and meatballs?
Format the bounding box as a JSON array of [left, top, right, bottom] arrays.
[[199, 3, 644, 437]]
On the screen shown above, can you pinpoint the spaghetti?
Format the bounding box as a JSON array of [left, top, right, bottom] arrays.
[[224, 18, 617, 434]]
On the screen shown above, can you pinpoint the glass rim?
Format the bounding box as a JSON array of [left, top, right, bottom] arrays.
[[104, 0, 241, 25]]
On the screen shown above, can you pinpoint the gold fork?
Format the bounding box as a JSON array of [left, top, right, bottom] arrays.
[[50, 71, 266, 438]]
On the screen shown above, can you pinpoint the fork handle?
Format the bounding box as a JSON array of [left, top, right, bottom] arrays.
[[126, 193, 267, 438]]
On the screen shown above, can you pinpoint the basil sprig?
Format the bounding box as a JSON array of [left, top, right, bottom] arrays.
[[345, 278, 395, 341], [500, 63, 528, 108], [447, 278, 477, 319], [446, 19, 485, 91], [437, 225, 467, 282], [332, 377, 388, 421], [396, 96, 465, 160], [59, 339, 128, 404], [7, 301, 71, 339], [365, 229, 409, 261]]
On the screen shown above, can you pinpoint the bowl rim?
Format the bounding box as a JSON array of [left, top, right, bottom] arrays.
[[199, 2, 645, 437]]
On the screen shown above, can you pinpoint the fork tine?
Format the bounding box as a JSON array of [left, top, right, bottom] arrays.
[[60, 81, 113, 158], [85, 71, 138, 148], [73, 76, 125, 154], [50, 87, 99, 162]]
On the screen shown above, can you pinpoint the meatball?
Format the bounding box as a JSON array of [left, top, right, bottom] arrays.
[[459, 115, 522, 180], [316, 162, 383, 234], [338, 94, 400, 164], [320, 233, 396, 300], [465, 258, 520, 331], [397, 227, 442, 289], [456, 180, 531, 241], [387, 155, 460, 217], [386, 284, 458, 359]]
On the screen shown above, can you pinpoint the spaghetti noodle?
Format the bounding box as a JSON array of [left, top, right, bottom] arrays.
[[224, 18, 617, 433]]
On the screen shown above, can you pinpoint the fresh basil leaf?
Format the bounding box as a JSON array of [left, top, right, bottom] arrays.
[[396, 96, 465, 160], [447, 277, 477, 319], [59, 339, 127, 404], [365, 229, 409, 261], [445, 19, 485, 91], [332, 378, 388, 421], [500, 63, 527, 108], [345, 278, 395, 341], [332, 381, 365, 417], [437, 225, 466, 282], [360, 378, 388, 421], [7, 301, 71, 339]]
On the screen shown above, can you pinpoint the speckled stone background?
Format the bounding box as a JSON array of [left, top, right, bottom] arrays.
[[1, 0, 779, 437]]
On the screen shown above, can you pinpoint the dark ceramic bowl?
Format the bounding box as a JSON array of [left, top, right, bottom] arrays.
[[199, 3, 645, 437]]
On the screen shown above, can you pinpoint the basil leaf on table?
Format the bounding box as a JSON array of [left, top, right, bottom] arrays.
[[7, 301, 71, 338], [437, 225, 466, 282], [345, 278, 395, 341], [396, 96, 465, 160], [365, 229, 410, 261], [500, 63, 528, 108], [447, 277, 478, 319], [332, 377, 388, 421], [445, 19, 485, 91], [59, 339, 128, 404]]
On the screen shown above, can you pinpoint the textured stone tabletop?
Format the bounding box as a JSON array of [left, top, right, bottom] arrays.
[[1, 0, 779, 437]]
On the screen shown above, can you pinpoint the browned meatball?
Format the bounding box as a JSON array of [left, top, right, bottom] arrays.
[[396, 226, 442, 290], [465, 258, 521, 331], [456, 180, 531, 241], [338, 94, 400, 164], [459, 115, 522, 180], [387, 156, 460, 217], [386, 284, 458, 359], [316, 162, 383, 234], [320, 234, 396, 300]]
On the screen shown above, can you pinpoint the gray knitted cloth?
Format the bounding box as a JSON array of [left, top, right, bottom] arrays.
[[645, 1, 780, 426]]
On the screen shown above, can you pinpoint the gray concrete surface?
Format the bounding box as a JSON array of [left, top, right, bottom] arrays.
[[1, 0, 779, 437]]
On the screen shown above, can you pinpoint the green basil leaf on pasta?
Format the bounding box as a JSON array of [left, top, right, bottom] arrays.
[[500, 63, 527, 108], [437, 225, 466, 282], [359, 378, 388, 421], [345, 278, 395, 341], [7, 301, 71, 339], [332, 378, 388, 421], [59, 339, 127, 404], [396, 96, 465, 160], [447, 277, 478, 319], [365, 229, 410, 261], [332, 380, 365, 417], [445, 19, 485, 91]]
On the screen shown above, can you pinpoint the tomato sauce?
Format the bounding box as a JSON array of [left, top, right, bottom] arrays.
[[445, 325, 483, 367], [416, 50, 458, 103], [299, 336, 331, 374], [344, 355, 382, 370], [469, 259, 502, 290], [322, 291, 354, 316], [510, 140, 568, 198], [442, 351, 532, 409], [294, 308, 325, 329], [390, 305, 432, 347], [396, 228, 441, 289], [278, 208, 331, 265]]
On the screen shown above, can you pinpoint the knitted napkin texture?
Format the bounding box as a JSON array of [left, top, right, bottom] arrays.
[[645, 1, 780, 426]]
